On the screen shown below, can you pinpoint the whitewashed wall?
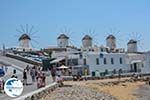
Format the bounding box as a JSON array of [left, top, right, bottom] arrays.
[[83, 52, 129, 75]]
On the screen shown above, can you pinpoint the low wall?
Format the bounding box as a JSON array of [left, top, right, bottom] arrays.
[[14, 82, 58, 100], [63, 73, 150, 81]]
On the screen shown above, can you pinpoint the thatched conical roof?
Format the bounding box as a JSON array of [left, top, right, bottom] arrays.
[[106, 34, 116, 40], [82, 35, 92, 40], [19, 34, 31, 41], [57, 34, 69, 39], [128, 39, 137, 44]]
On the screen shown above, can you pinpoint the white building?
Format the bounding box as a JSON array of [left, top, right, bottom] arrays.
[[82, 52, 128, 76], [47, 33, 150, 76]]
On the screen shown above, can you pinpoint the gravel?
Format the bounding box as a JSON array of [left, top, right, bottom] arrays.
[[134, 85, 150, 100], [41, 85, 117, 100]]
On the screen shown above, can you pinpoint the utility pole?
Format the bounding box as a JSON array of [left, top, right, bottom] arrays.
[[2, 43, 6, 56]]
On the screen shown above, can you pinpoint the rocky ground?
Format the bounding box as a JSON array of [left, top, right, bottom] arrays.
[[41, 85, 117, 100], [40, 77, 148, 100], [135, 84, 150, 100]]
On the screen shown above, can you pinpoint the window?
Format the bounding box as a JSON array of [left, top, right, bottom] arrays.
[[101, 48, 103, 52], [68, 59, 78, 65], [96, 58, 99, 65], [100, 53, 103, 58], [120, 57, 123, 64], [79, 54, 83, 59], [83, 58, 86, 65], [104, 58, 107, 64], [111, 58, 114, 64]]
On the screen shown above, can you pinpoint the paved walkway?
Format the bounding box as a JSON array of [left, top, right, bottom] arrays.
[[0, 75, 53, 100], [0, 56, 53, 100]]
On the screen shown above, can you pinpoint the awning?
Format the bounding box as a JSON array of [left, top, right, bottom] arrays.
[[131, 60, 142, 64], [58, 65, 68, 69], [50, 57, 65, 64]]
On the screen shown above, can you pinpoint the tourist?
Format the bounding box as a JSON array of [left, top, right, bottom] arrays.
[[50, 66, 56, 82], [35, 66, 38, 77], [11, 69, 17, 78], [77, 71, 82, 81], [64, 69, 69, 76], [0, 78, 3, 93], [1, 66, 4, 70], [0, 78, 5, 93], [30, 67, 36, 83], [84, 68, 88, 81], [5, 66, 8, 72], [26, 65, 30, 73], [68, 67, 72, 76], [42, 73, 46, 87], [56, 75, 63, 86], [36, 71, 43, 88], [56, 69, 62, 76], [23, 69, 27, 85], [62, 69, 65, 76]]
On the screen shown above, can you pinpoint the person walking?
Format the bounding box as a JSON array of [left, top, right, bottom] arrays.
[[5, 66, 8, 73], [36, 70, 43, 88], [23, 69, 27, 85], [11, 69, 17, 78], [50, 66, 56, 82], [0, 78, 3, 93], [56, 69, 62, 76], [42, 73, 46, 87], [30, 67, 36, 83], [84, 68, 88, 81]]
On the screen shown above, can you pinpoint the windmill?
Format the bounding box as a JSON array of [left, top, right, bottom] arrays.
[[57, 27, 70, 48], [57, 27, 80, 48], [127, 32, 144, 53], [104, 28, 125, 50], [16, 24, 39, 51], [81, 29, 98, 48]]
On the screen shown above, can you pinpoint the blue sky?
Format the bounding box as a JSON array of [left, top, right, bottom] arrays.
[[0, 0, 150, 51]]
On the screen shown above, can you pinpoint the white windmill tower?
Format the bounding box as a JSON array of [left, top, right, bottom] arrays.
[[19, 33, 31, 50], [106, 34, 116, 50], [127, 39, 137, 53], [82, 34, 93, 48], [57, 33, 69, 48]]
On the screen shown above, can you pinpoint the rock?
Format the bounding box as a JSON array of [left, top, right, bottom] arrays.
[[41, 85, 117, 100]]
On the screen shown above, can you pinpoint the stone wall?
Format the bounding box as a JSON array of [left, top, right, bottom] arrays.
[[14, 83, 58, 100]]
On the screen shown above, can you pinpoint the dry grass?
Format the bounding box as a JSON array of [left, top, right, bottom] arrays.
[[64, 78, 145, 100]]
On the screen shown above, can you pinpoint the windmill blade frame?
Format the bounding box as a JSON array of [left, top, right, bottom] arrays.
[[20, 25, 25, 33]]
